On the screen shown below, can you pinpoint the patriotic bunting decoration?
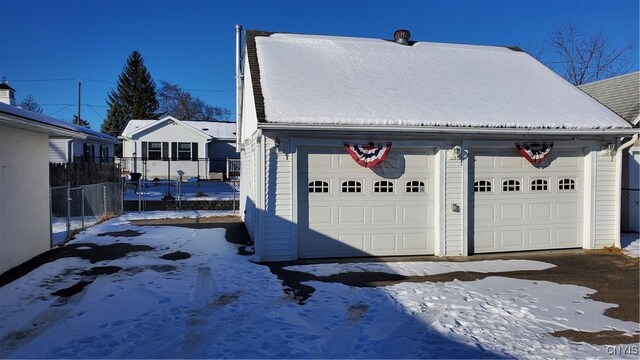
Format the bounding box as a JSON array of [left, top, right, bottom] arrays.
[[344, 142, 392, 168], [516, 143, 553, 165]]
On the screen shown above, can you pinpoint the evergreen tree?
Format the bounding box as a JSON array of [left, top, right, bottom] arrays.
[[101, 51, 159, 136], [20, 94, 43, 113], [72, 115, 90, 128]]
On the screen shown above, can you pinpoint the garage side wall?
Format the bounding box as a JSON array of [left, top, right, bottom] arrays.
[[0, 125, 51, 274], [262, 136, 294, 261], [594, 149, 618, 248], [239, 137, 257, 241]]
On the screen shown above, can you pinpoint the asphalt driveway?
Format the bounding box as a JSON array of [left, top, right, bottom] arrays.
[[131, 216, 639, 346]]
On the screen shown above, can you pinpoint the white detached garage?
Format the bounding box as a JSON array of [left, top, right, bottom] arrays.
[[235, 28, 638, 262]]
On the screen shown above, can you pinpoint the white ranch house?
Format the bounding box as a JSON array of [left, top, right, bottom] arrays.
[[119, 116, 238, 180], [0, 103, 87, 274], [236, 29, 638, 262]]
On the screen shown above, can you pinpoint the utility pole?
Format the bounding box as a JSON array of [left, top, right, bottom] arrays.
[[77, 80, 81, 125]]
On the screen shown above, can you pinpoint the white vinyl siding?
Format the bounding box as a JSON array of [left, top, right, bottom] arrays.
[[444, 154, 464, 256], [594, 152, 618, 248], [240, 137, 258, 241], [49, 138, 70, 163], [262, 136, 293, 261]]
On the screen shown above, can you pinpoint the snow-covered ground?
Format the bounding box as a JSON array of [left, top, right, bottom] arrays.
[[3, 212, 638, 358], [621, 233, 640, 258], [124, 181, 238, 201]]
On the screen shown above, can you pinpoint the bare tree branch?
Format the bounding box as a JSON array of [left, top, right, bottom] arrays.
[[548, 21, 633, 85]]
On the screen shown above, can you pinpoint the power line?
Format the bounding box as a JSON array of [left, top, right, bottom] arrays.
[[40, 103, 108, 108], [85, 104, 105, 121], [9, 77, 233, 92], [47, 105, 72, 117]]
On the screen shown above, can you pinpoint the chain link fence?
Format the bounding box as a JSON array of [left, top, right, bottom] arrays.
[[622, 188, 639, 233], [50, 182, 123, 246], [123, 178, 239, 212]]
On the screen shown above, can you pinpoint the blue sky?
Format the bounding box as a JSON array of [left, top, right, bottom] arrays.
[[0, 0, 638, 131]]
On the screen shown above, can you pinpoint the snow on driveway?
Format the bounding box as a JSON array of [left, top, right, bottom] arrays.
[[1, 212, 638, 359]]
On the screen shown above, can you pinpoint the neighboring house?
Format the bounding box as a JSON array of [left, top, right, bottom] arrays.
[[236, 29, 638, 262], [119, 116, 238, 180], [0, 81, 118, 164], [579, 72, 640, 233], [0, 103, 85, 274], [49, 125, 119, 164]]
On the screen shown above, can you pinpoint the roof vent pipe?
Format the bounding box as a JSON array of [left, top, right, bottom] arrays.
[[393, 29, 411, 45]]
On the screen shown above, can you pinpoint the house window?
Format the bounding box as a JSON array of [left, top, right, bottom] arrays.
[[341, 180, 362, 193], [474, 180, 492, 193], [148, 142, 162, 160], [178, 143, 191, 160], [558, 178, 576, 191], [374, 180, 394, 193], [308, 180, 329, 194], [531, 179, 548, 191], [502, 180, 521, 192], [406, 180, 425, 193], [100, 146, 109, 163]]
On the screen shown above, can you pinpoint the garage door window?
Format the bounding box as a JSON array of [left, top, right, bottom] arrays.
[[374, 180, 394, 193], [309, 180, 329, 194], [406, 180, 426, 193], [474, 180, 492, 193], [502, 179, 521, 192], [558, 178, 576, 191], [531, 179, 549, 192], [341, 180, 362, 193]]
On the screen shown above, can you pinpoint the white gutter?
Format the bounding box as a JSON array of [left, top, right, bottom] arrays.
[[235, 24, 244, 151], [257, 122, 640, 136], [0, 116, 85, 139], [614, 133, 639, 248]]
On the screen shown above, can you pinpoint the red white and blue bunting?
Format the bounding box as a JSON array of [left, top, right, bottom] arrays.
[[344, 142, 392, 168], [516, 143, 553, 165]]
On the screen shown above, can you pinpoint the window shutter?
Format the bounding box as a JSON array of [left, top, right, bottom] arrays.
[[162, 142, 169, 161], [191, 142, 198, 161], [99, 146, 103, 162], [142, 142, 148, 160], [91, 145, 95, 162], [171, 142, 178, 161]]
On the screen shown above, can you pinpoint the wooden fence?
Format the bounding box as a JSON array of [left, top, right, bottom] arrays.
[[50, 162, 121, 187]]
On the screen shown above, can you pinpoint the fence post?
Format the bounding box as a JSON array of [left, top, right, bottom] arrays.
[[81, 187, 85, 229], [66, 182, 71, 241], [49, 186, 53, 248], [121, 178, 125, 215], [233, 178, 237, 213], [103, 184, 107, 217]]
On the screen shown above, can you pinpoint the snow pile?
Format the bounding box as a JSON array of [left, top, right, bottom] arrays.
[[621, 233, 640, 257], [2, 213, 638, 358], [285, 259, 555, 276], [255, 33, 630, 129]]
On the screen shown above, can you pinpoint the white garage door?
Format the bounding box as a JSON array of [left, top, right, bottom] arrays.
[[470, 149, 584, 253], [298, 146, 436, 258]]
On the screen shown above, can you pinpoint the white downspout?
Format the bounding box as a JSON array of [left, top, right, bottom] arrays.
[[615, 134, 639, 248], [235, 24, 244, 152]]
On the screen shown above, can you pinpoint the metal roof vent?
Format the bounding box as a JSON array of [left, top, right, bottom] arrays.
[[393, 29, 411, 45]]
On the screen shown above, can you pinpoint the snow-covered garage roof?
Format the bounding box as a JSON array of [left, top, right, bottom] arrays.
[[248, 31, 632, 130], [121, 117, 236, 140]]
